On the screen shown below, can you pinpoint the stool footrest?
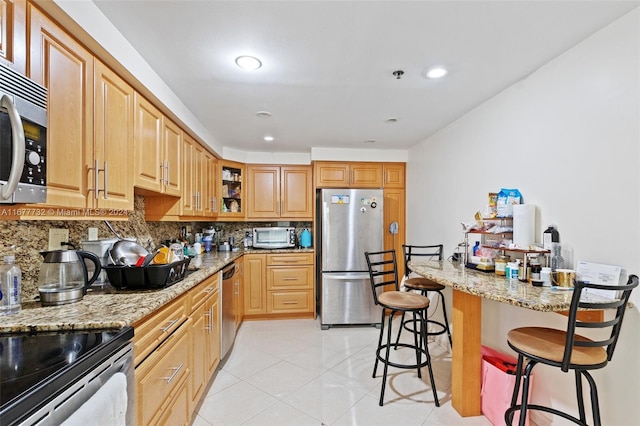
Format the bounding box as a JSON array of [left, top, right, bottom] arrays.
[[375, 343, 430, 370]]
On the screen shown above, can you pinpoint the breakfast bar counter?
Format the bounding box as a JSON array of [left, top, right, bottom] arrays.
[[407, 260, 611, 418]]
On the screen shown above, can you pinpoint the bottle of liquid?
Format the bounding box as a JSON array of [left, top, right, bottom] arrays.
[[550, 243, 565, 272], [543, 226, 560, 250], [0, 254, 21, 315]]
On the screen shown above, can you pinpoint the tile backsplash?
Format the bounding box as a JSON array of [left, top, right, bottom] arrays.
[[1, 195, 310, 301]]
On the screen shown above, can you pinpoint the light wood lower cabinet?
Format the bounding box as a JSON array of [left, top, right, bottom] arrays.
[[135, 316, 191, 426], [244, 252, 315, 318], [189, 272, 220, 408], [134, 272, 221, 426]]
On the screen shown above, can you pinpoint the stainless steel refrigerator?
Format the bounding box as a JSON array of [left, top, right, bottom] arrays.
[[316, 188, 384, 329]]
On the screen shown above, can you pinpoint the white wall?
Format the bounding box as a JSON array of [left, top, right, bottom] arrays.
[[407, 9, 640, 425]]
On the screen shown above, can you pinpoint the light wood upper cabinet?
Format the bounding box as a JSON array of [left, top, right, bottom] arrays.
[[218, 159, 244, 219], [0, 0, 26, 73], [314, 162, 349, 187], [350, 162, 383, 188], [133, 93, 182, 197], [28, 4, 93, 209], [203, 151, 218, 216], [93, 60, 134, 210], [383, 163, 405, 188], [133, 93, 163, 192], [162, 118, 182, 197], [314, 161, 383, 188], [246, 165, 312, 220], [181, 134, 216, 217], [28, 6, 133, 210]]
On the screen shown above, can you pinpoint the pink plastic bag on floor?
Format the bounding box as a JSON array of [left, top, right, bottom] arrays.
[[480, 345, 532, 426]]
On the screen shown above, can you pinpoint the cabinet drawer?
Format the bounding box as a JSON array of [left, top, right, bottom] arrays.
[[133, 295, 188, 366], [136, 319, 191, 426], [267, 290, 313, 313], [267, 266, 313, 289], [267, 253, 313, 266], [190, 273, 219, 310]]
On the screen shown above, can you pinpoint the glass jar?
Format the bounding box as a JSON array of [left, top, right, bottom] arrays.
[[494, 254, 510, 276]]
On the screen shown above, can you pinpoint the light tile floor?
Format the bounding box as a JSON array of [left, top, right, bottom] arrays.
[[193, 318, 493, 426]]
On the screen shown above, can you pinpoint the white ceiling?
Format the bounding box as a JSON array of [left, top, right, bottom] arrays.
[[92, 0, 639, 154]]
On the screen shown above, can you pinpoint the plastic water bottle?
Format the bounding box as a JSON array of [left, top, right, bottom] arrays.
[[0, 255, 21, 315]]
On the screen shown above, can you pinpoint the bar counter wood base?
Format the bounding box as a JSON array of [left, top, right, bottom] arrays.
[[452, 289, 482, 416]]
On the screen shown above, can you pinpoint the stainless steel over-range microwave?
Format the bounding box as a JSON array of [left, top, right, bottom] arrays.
[[253, 227, 296, 249], [0, 62, 47, 203]]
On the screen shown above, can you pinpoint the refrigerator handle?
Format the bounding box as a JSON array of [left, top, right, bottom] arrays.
[[324, 273, 371, 280]]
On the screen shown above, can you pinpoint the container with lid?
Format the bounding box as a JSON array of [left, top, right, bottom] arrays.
[[494, 254, 510, 276]]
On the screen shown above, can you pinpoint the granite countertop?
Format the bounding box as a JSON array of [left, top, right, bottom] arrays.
[[1, 247, 315, 334], [408, 260, 616, 312]]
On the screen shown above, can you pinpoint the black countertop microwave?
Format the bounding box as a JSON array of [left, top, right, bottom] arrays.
[[0, 63, 47, 203]]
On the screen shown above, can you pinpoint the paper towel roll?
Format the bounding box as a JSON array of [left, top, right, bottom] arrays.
[[513, 204, 535, 248]]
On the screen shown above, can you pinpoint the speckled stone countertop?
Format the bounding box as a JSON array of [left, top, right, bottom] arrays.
[[0, 248, 314, 333], [408, 260, 616, 312]]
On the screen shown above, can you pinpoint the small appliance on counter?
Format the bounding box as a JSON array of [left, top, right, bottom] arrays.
[[37, 250, 102, 306], [252, 227, 295, 249], [300, 229, 312, 248], [80, 238, 118, 286]]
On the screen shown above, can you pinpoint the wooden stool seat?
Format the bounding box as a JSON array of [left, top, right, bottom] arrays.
[[404, 277, 446, 292], [508, 327, 607, 366], [379, 291, 430, 310]]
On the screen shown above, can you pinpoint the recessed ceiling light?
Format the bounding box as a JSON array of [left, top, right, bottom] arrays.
[[425, 67, 448, 79], [264, 135, 274, 142], [256, 111, 272, 118], [235, 55, 262, 70], [364, 139, 376, 144], [385, 118, 399, 123]]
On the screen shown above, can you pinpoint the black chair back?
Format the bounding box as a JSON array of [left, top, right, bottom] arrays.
[[364, 250, 399, 305], [402, 244, 443, 278], [561, 274, 638, 372]]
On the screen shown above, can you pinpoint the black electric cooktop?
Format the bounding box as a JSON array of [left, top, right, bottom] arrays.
[[0, 327, 133, 424]]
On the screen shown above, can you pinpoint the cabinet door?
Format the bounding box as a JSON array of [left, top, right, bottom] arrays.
[[206, 288, 220, 376], [384, 188, 406, 280], [383, 163, 405, 189], [314, 162, 349, 187], [163, 118, 182, 196], [181, 134, 197, 215], [246, 165, 279, 218], [93, 61, 134, 210], [28, 4, 93, 208], [203, 151, 217, 216], [219, 160, 244, 219], [243, 254, 266, 315], [281, 166, 313, 219], [189, 301, 207, 408], [133, 93, 163, 192], [351, 163, 383, 188], [0, 0, 26, 73]]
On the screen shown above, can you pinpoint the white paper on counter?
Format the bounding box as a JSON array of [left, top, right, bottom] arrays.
[[575, 261, 622, 298]]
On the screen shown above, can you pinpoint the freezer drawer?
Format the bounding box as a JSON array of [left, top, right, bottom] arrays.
[[320, 272, 381, 329]]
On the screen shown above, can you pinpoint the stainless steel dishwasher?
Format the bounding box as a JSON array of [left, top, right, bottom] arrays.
[[220, 261, 237, 359]]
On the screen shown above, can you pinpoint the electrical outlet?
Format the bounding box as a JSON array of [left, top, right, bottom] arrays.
[[87, 227, 99, 241], [49, 228, 69, 251]]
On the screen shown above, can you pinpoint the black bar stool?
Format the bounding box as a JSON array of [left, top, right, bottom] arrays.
[[394, 244, 452, 349], [364, 249, 439, 407], [505, 275, 638, 426]]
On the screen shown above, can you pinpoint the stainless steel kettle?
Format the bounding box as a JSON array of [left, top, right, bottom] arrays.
[[38, 250, 102, 306]]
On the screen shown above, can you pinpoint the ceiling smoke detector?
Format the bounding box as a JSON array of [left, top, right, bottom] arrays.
[[392, 70, 404, 79]]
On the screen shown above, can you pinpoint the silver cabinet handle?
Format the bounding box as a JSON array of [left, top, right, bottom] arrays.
[[160, 319, 179, 333], [103, 161, 108, 199], [94, 159, 100, 199], [166, 161, 171, 186], [160, 162, 165, 185], [0, 95, 25, 200], [204, 310, 211, 331], [282, 277, 298, 281], [282, 301, 298, 305], [163, 363, 184, 383]]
